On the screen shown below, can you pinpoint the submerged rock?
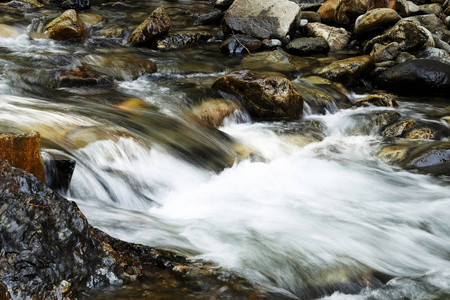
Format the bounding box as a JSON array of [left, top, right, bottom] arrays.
[[127, 6, 171, 47], [0, 23, 20, 37], [194, 10, 223, 26], [81, 54, 157, 81], [0, 132, 46, 183], [53, 66, 114, 88], [212, 70, 303, 120], [190, 99, 242, 127], [44, 9, 85, 40], [315, 55, 374, 85], [374, 59, 450, 94], [223, 0, 301, 40]]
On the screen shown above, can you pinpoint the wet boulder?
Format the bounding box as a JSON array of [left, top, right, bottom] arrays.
[[315, 55, 374, 85], [212, 70, 303, 120], [53, 66, 114, 88], [0, 132, 46, 183], [352, 111, 401, 135], [81, 54, 157, 81], [364, 19, 431, 53], [193, 10, 223, 26], [0, 23, 20, 37], [374, 59, 450, 94], [317, 0, 340, 24], [223, 0, 301, 40], [382, 119, 414, 137], [334, 0, 368, 26], [354, 8, 401, 37], [306, 22, 351, 51], [127, 6, 171, 47], [354, 93, 398, 107], [190, 99, 242, 127], [286, 37, 330, 55], [220, 34, 262, 55], [44, 9, 85, 40]]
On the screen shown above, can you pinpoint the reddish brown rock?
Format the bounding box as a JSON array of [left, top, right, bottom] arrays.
[[318, 0, 340, 24], [53, 66, 113, 88], [0, 132, 46, 183], [127, 7, 171, 46]]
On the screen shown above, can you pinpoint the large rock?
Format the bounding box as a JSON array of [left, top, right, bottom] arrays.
[[286, 37, 330, 55], [223, 0, 301, 40], [315, 55, 374, 85], [127, 7, 171, 46], [374, 59, 450, 94], [334, 0, 368, 26], [0, 132, 45, 183], [0, 23, 20, 37], [44, 9, 85, 40], [212, 70, 303, 120], [306, 22, 350, 51], [364, 19, 430, 53], [317, 0, 340, 24], [81, 54, 157, 81], [0, 158, 261, 298], [378, 141, 450, 175], [354, 8, 401, 37]]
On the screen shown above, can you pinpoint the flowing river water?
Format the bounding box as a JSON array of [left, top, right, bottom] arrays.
[[1, 0, 450, 299]]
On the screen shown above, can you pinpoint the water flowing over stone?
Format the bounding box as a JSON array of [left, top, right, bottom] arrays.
[[127, 6, 171, 47], [223, 0, 301, 39], [212, 70, 303, 120], [0, 23, 20, 37]]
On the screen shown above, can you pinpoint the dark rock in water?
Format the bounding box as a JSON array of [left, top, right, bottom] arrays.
[[220, 34, 262, 55], [286, 37, 329, 55], [127, 7, 171, 47], [214, 0, 235, 10], [44, 9, 86, 40], [60, 0, 90, 10], [315, 55, 374, 85], [212, 70, 303, 120], [53, 66, 114, 88], [156, 32, 212, 50], [43, 153, 76, 194], [223, 0, 301, 40], [0, 132, 46, 183], [0, 157, 264, 298], [193, 10, 223, 26], [81, 54, 157, 81], [352, 111, 401, 135], [7, 0, 43, 9], [374, 59, 450, 95], [403, 142, 450, 175]]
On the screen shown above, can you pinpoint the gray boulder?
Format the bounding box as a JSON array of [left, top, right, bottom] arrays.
[[223, 0, 301, 40]]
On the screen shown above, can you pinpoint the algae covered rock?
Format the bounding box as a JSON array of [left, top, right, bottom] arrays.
[[212, 70, 303, 120], [44, 9, 85, 40], [223, 0, 301, 39], [127, 6, 171, 46]]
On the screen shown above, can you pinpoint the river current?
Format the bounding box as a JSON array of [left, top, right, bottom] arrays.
[[1, 0, 450, 299]]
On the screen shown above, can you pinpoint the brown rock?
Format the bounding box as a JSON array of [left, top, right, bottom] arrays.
[[405, 128, 436, 139], [368, 0, 388, 9], [190, 99, 242, 127], [370, 42, 400, 62], [79, 13, 106, 28], [306, 22, 351, 51], [127, 6, 171, 46], [382, 119, 414, 137], [354, 8, 401, 36], [354, 93, 398, 107], [315, 55, 374, 85], [44, 9, 85, 41], [212, 70, 303, 120], [0, 132, 46, 183], [318, 0, 340, 24], [53, 66, 114, 88], [335, 0, 368, 26], [395, 0, 410, 17]]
